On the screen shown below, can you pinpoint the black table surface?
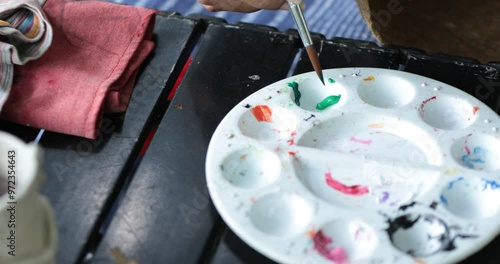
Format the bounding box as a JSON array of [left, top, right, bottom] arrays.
[[1, 13, 499, 264]]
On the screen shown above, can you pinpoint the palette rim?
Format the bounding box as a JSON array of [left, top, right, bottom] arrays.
[[205, 67, 500, 264]]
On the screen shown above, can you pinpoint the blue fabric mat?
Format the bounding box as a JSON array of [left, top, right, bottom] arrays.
[[105, 0, 375, 41]]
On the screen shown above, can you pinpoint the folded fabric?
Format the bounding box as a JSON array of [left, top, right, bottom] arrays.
[[1, 0, 157, 139], [0, 0, 52, 112]]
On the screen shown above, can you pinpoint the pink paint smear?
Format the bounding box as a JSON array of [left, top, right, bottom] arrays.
[[325, 172, 370, 196], [349, 136, 372, 146], [313, 231, 349, 264]]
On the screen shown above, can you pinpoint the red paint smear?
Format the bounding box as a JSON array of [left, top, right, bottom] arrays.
[[313, 231, 349, 264], [168, 57, 192, 100], [288, 151, 296, 156], [291, 130, 297, 137], [420, 96, 437, 115], [325, 172, 370, 196], [464, 133, 472, 155], [464, 145, 471, 155], [287, 139, 295, 146], [473, 106, 480, 115], [251, 105, 273, 122], [349, 136, 372, 146]]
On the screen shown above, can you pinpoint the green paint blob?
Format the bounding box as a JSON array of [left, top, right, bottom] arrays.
[[316, 95, 342, 110], [288, 81, 301, 106], [328, 78, 336, 84]]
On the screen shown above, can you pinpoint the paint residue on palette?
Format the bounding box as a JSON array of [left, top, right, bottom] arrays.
[[288, 82, 301, 106], [447, 177, 464, 189], [461, 147, 486, 170], [312, 231, 348, 263], [386, 213, 477, 257], [419, 96, 437, 116], [482, 179, 500, 190], [440, 194, 448, 206], [368, 123, 384, 128], [316, 95, 342, 110], [325, 172, 370, 196], [473, 106, 480, 115], [328, 78, 336, 84], [363, 76, 375, 81], [379, 192, 390, 203], [251, 105, 272, 122], [350, 136, 372, 146]]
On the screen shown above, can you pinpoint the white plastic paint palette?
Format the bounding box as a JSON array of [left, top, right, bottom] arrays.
[[205, 68, 500, 264]]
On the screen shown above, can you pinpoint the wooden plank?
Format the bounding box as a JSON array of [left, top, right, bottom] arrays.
[[92, 22, 298, 264], [294, 35, 400, 75], [38, 14, 201, 264]]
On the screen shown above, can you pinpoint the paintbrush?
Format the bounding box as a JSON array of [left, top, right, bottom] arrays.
[[287, 0, 325, 85]]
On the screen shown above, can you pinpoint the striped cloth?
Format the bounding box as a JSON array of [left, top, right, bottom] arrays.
[[105, 0, 375, 41], [0, 0, 52, 112]]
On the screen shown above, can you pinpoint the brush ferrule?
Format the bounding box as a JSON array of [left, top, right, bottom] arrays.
[[288, 1, 313, 47]]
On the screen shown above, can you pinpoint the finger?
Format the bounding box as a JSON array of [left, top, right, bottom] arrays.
[[201, 4, 220, 12], [201, 0, 261, 13], [241, 0, 286, 10], [279, 1, 307, 10]]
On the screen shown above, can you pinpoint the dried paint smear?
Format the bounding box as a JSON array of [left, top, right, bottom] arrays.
[[251, 105, 272, 122], [461, 147, 486, 169], [313, 231, 348, 263], [420, 96, 437, 116], [325, 172, 370, 196]]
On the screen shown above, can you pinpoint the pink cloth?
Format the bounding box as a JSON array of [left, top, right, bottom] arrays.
[[1, 0, 157, 139]]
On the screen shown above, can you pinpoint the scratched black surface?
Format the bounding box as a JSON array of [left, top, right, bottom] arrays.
[[209, 38, 500, 264], [293, 35, 400, 75], [92, 22, 298, 264], [36, 14, 199, 264], [403, 51, 500, 113]]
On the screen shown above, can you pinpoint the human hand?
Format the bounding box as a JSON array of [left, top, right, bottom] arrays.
[[198, 0, 305, 13]]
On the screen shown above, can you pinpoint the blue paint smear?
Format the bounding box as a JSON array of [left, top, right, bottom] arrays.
[[482, 179, 500, 191], [440, 195, 449, 206], [448, 177, 464, 190], [461, 147, 487, 169]]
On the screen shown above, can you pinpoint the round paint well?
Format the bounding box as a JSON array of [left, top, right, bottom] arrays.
[[297, 115, 442, 165], [450, 134, 500, 171], [440, 177, 500, 219], [388, 213, 451, 257], [419, 95, 477, 130], [249, 192, 313, 236], [288, 78, 346, 112], [221, 147, 281, 188], [357, 75, 416, 108], [238, 106, 298, 141], [311, 219, 378, 263]]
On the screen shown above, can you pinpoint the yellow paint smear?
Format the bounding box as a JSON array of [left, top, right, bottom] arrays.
[[368, 123, 384, 128], [444, 167, 460, 175]]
